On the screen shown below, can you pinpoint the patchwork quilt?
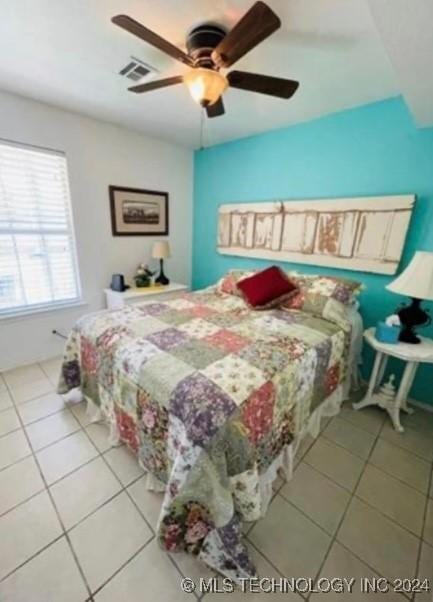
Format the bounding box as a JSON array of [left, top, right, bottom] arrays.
[[59, 288, 351, 578]]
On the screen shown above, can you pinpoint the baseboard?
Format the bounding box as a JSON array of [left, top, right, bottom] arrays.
[[407, 397, 433, 414], [1, 351, 62, 373]]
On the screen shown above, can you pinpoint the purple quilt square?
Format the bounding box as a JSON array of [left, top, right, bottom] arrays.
[[138, 302, 169, 316], [170, 373, 237, 447], [270, 309, 302, 324], [147, 327, 189, 350]]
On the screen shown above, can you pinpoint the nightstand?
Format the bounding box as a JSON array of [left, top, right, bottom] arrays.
[[353, 327, 433, 432], [104, 282, 189, 310]]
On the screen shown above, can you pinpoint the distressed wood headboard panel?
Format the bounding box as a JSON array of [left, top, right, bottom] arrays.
[[217, 195, 415, 275]]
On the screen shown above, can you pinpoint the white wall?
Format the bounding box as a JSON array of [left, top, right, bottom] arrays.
[[0, 91, 193, 370]]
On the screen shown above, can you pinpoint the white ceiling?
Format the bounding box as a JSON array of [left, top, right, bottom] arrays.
[[0, 0, 430, 148], [367, 0, 433, 128]]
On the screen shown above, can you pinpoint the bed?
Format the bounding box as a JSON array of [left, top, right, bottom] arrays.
[[58, 282, 362, 580]]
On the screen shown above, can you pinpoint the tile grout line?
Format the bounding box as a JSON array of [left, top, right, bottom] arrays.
[[23, 422, 82, 453], [334, 417, 414, 601], [320, 431, 378, 462], [0, 459, 154, 588], [77, 418, 156, 534], [0, 402, 153, 518], [245, 418, 405, 601], [89, 541, 153, 599], [38, 360, 60, 383], [0, 481, 46, 520], [0, 377, 95, 599], [2, 472, 138, 533], [295, 431, 429, 541], [350, 492, 425, 540], [305, 412, 409, 602], [377, 431, 433, 463], [0, 396, 75, 444], [335, 409, 386, 437], [315, 417, 433, 467], [0, 534, 66, 584], [1, 372, 159, 527], [51, 404, 433, 599], [274, 463, 420, 595], [245, 421, 371, 601], [303, 439, 429, 499], [84, 432, 201, 601], [245, 536, 308, 601], [2, 395, 428, 544], [1, 370, 431, 600], [411, 452, 433, 602], [75, 399, 201, 600], [340, 404, 433, 454], [279, 461, 426, 544], [257, 425, 332, 582]]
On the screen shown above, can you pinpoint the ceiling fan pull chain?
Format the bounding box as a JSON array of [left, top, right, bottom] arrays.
[[199, 108, 205, 150]]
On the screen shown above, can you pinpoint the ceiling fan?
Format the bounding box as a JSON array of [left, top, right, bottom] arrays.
[[112, 1, 299, 118]]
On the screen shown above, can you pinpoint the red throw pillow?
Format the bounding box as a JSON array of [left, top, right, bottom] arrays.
[[236, 266, 298, 309]]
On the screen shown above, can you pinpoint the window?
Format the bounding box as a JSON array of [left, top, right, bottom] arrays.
[[0, 140, 81, 316]]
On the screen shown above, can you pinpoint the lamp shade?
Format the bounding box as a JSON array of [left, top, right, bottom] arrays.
[[152, 241, 171, 259], [183, 68, 228, 106], [386, 251, 433, 300]]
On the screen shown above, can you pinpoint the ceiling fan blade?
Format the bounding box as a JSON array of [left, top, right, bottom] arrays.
[[211, 2, 281, 68], [206, 97, 225, 118], [129, 76, 183, 93], [228, 71, 299, 98], [112, 15, 193, 66]]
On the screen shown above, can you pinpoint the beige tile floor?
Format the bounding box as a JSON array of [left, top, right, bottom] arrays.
[[0, 359, 432, 601]]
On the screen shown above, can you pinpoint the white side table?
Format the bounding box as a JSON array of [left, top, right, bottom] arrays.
[[353, 327, 433, 432], [104, 282, 188, 310]]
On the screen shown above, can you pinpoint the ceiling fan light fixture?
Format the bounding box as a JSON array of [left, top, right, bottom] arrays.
[[183, 68, 228, 106]]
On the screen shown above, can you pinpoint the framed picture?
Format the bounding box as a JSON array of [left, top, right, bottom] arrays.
[[109, 185, 169, 236]]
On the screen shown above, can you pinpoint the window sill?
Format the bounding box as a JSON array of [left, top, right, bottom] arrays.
[[0, 300, 88, 323]]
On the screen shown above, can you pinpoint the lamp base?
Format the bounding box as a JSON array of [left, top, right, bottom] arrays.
[[155, 274, 169, 286], [399, 328, 421, 344], [397, 297, 430, 344], [155, 259, 169, 286]]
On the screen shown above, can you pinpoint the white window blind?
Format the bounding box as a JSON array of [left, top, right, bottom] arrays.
[[0, 140, 81, 316]]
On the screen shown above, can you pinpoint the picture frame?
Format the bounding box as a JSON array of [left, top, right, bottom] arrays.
[[109, 185, 169, 236]]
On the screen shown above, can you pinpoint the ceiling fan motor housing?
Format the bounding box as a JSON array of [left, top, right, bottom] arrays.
[[186, 24, 227, 68]]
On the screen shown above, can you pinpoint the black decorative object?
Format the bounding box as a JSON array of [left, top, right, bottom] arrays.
[[397, 298, 431, 344], [152, 241, 171, 286], [110, 274, 129, 292], [155, 260, 169, 285], [386, 251, 433, 345]]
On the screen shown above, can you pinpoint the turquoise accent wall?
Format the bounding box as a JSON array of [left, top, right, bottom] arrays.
[[193, 97, 433, 405]]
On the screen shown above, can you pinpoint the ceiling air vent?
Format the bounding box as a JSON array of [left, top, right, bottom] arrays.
[[119, 57, 158, 82]]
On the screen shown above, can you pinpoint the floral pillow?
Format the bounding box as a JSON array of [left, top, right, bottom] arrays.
[[281, 273, 363, 331], [216, 270, 255, 296]]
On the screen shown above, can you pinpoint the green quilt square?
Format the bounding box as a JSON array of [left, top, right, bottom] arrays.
[[157, 309, 192, 327], [170, 339, 226, 370], [129, 316, 168, 337], [139, 352, 195, 406], [206, 312, 241, 328], [239, 340, 290, 379]]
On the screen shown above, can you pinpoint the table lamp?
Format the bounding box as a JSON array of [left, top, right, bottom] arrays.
[[152, 241, 171, 285], [386, 251, 433, 343]]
